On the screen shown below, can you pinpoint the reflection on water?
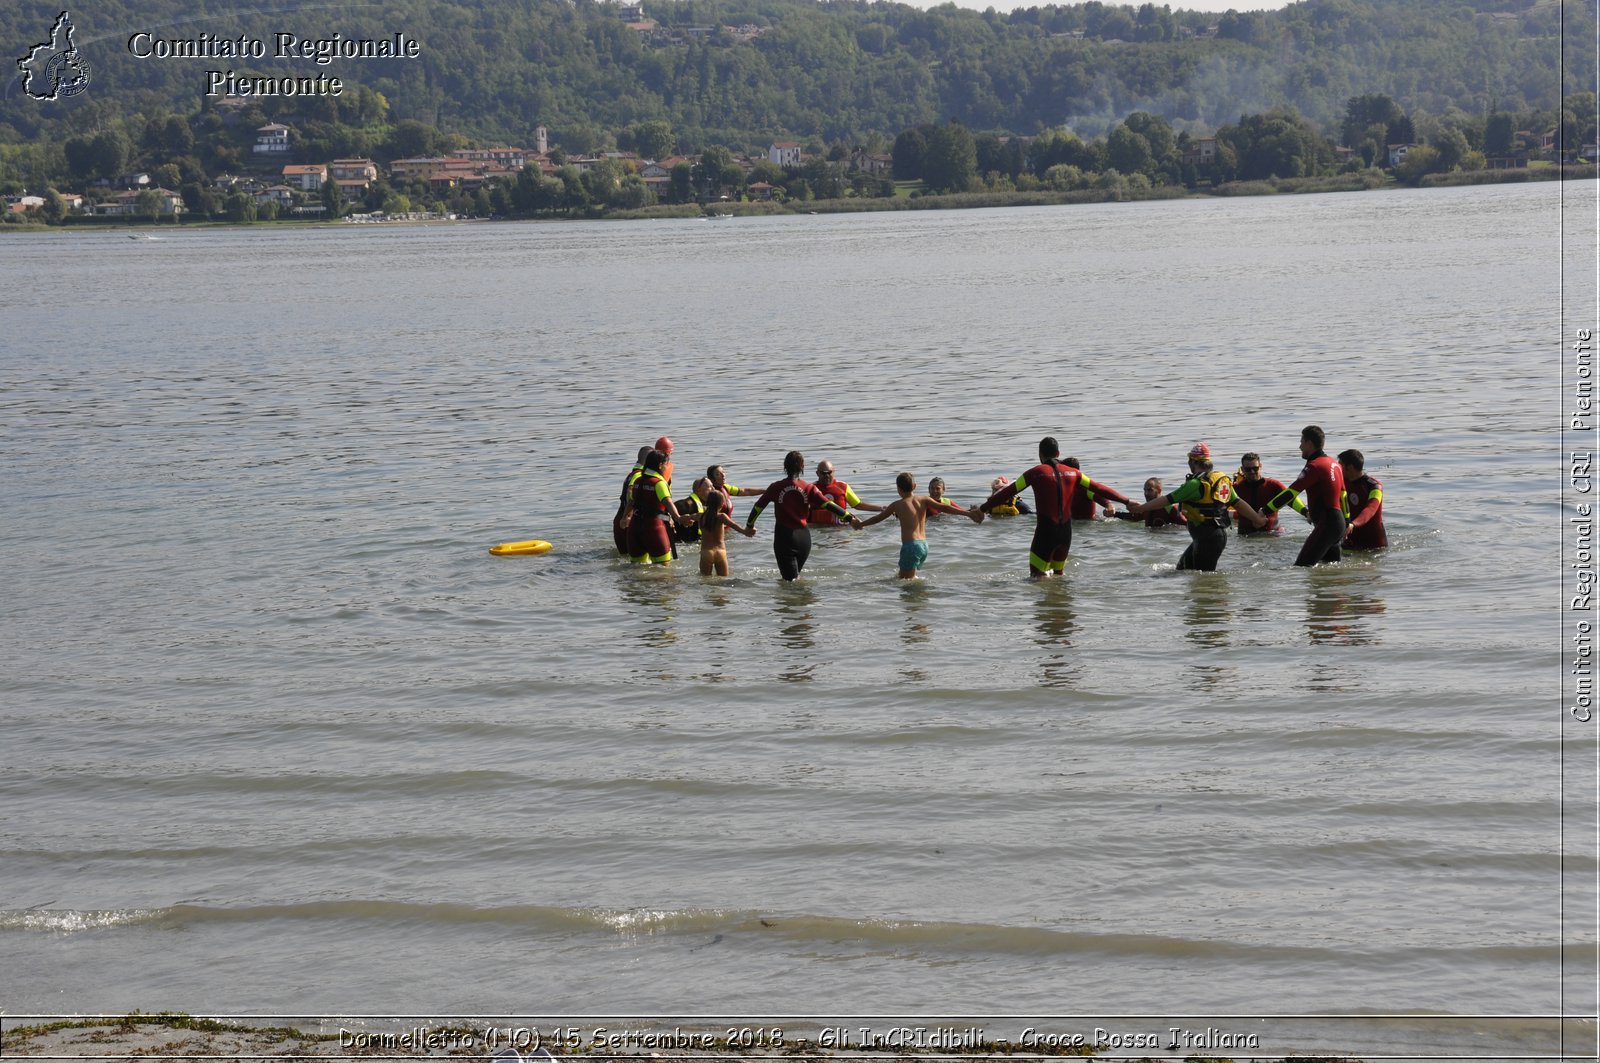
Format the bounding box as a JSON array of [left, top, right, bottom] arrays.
[[615, 565, 684, 672], [1305, 566, 1389, 648], [1032, 582, 1079, 689], [898, 580, 932, 682], [774, 582, 819, 681], [899, 580, 931, 644], [1182, 574, 1236, 691]]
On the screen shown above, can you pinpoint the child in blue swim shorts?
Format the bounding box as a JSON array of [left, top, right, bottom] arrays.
[[861, 472, 983, 578]]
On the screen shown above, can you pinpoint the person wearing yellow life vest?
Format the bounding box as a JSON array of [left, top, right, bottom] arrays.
[[1124, 442, 1265, 571], [612, 445, 655, 556], [984, 476, 1031, 517], [619, 448, 693, 564]]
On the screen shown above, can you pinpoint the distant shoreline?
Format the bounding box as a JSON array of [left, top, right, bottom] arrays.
[[4, 164, 1591, 234]]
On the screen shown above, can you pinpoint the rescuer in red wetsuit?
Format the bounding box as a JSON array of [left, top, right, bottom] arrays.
[[809, 460, 884, 526], [620, 449, 692, 564], [1263, 425, 1347, 567], [1063, 457, 1116, 520], [1339, 448, 1387, 551], [974, 436, 1130, 578], [612, 445, 654, 555], [744, 450, 861, 580], [1231, 451, 1303, 537]]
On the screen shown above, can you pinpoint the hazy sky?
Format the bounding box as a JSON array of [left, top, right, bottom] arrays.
[[899, 0, 1288, 13]]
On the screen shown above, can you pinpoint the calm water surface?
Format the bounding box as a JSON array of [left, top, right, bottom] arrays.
[[2, 182, 1594, 1055]]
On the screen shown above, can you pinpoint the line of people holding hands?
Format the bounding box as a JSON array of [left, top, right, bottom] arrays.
[[614, 426, 1386, 581]]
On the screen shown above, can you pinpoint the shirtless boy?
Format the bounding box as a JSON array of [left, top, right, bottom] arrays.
[[699, 488, 756, 576], [859, 472, 982, 578]]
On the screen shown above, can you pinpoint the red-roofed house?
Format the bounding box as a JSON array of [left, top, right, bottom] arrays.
[[282, 164, 327, 191]]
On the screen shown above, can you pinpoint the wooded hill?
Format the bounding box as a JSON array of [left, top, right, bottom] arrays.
[[3, 0, 1593, 153]]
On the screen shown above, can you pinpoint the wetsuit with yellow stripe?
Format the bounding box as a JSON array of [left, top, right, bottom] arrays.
[[612, 461, 646, 555], [1343, 474, 1386, 550], [1264, 452, 1347, 567], [745, 477, 850, 581], [981, 462, 1129, 574], [1232, 474, 1304, 536], [1164, 470, 1235, 571], [811, 481, 867, 526], [674, 491, 707, 545], [627, 470, 677, 563]]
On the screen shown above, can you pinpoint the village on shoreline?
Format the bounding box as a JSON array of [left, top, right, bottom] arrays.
[[5, 90, 1595, 233]]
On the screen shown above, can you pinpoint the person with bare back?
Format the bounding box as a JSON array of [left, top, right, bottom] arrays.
[[859, 472, 982, 578], [699, 487, 756, 576]]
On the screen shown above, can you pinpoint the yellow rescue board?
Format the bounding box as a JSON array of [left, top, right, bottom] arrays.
[[489, 539, 552, 556]]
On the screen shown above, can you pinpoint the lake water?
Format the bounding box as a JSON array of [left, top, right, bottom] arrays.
[[2, 181, 1595, 1059]]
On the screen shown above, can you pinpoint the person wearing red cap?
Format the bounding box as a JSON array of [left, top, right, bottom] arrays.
[[1262, 425, 1347, 566], [654, 436, 675, 492], [974, 436, 1131, 578], [1124, 442, 1265, 571]]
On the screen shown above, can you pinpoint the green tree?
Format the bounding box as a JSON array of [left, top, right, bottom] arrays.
[[1220, 109, 1329, 180], [1395, 144, 1441, 184], [669, 162, 693, 204], [1342, 94, 1404, 146], [224, 192, 257, 223], [1429, 127, 1469, 172], [135, 187, 162, 222], [624, 119, 675, 161], [800, 156, 845, 199], [1043, 163, 1085, 191], [181, 182, 219, 217], [42, 189, 66, 223], [613, 173, 653, 209], [1106, 124, 1152, 176], [694, 146, 738, 197], [556, 166, 589, 213], [921, 122, 976, 193], [386, 119, 441, 160], [88, 130, 131, 181], [580, 157, 626, 205], [322, 177, 345, 219], [159, 115, 193, 156], [1484, 112, 1515, 156], [892, 127, 929, 180]]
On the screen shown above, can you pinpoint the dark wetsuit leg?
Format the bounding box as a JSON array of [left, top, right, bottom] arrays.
[[1177, 523, 1228, 572], [774, 525, 812, 581], [1028, 519, 1072, 573], [613, 516, 629, 555], [1295, 512, 1347, 567]]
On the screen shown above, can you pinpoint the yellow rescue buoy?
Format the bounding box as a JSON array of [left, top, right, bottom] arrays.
[[488, 539, 553, 556]]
